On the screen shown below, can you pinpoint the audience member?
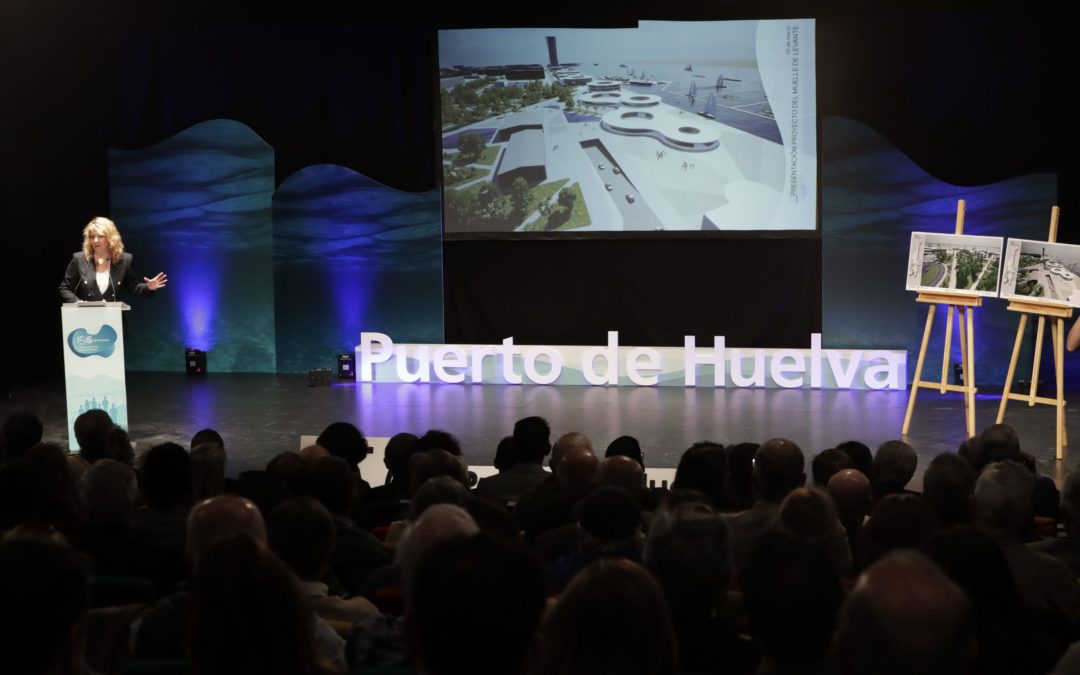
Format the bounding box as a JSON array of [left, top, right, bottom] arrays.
[[550, 431, 592, 472], [134, 442, 192, 558], [382, 432, 421, 487], [476, 416, 551, 503], [741, 530, 842, 675], [234, 469, 292, 518], [317, 421, 372, 511], [644, 499, 758, 675], [855, 493, 939, 571], [724, 442, 758, 512], [413, 429, 463, 457], [779, 487, 852, 577], [74, 458, 178, 592], [105, 424, 134, 465], [725, 438, 805, 571], [923, 526, 1055, 675], [1033, 468, 1080, 576], [268, 497, 379, 624], [492, 435, 516, 472], [550, 486, 643, 590], [596, 455, 646, 505], [671, 442, 728, 510], [406, 475, 471, 521], [9, 408, 1080, 675], [135, 496, 347, 671], [975, 424, 1059, 519], [922, 452, 975, 527], [836, 440, 874, 480], [516, 445, 598, 544], [827, 468, 872, 555], [532, 558, 679, 675], [187, 534, 340, 675], [974, 460, 1080, 626], [408, 535, 545, 675], [307, 456, 390, 596], [348, 505, 480, 668], [834, 551, 975, 675], [978, 423, 1022, 469], [301, 444, 330, 461], [605, 435, 645, 467], [408, 448, 469, 494], [0, 410, 43, 462], [0, 539, 90, 675], [74, 409, 114, 464], [812, 447, 851, 488], [872, 440, 917, 500], [396, 504, 480, 591], [190, 441, 226, 502], [365, 432, 420, 527], [133, 496, 275, 661], [267, 451, 308, 497], [316, 421, 371, 469], [26, 442, 82, 536]]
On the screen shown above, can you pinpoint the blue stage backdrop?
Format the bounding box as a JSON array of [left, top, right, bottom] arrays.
[[821, 116, 1059, 389], [110, 119, 277, 372], [110, 121, 443, 374], [272, 165, 443, 373]]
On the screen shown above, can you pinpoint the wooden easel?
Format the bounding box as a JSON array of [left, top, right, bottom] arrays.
[[996, 206, 1071, 460], [902, 200, 981, 439]]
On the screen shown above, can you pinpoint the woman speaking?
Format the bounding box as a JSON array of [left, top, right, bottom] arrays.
[[59, 217, 167, 303]]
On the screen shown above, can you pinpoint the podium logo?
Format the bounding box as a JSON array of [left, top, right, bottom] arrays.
[[67, 325, 118, 358]]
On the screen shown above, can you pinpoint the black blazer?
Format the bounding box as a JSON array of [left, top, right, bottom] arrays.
[[59, 252, 152, 303]]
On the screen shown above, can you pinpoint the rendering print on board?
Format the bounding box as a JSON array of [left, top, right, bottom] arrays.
[[438, 19, 816, 233], [1000, 239, 1080, 308], [906, 232, 1004, 297]]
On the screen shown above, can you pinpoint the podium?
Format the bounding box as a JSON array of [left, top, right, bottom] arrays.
[[61, 302, 130, 450]]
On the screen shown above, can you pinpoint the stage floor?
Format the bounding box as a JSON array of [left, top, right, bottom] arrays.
[[3, 373, 1074, 489]]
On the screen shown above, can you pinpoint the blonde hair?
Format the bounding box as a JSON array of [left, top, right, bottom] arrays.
[[82, 216, 124, 262]]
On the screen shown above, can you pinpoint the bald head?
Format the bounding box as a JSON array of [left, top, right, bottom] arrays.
[[550, 432, 593, 472], [300, 444, 329, 462], [828, 469, 873, 524], [555, 447, 599, 499], [596, 455, 645, 501], [187, 496, 266, 566], [754, 438, 805, 503], [835, 551, 974, 675]]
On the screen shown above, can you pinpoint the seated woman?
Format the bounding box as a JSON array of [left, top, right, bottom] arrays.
[[186, 534, 340, 675]]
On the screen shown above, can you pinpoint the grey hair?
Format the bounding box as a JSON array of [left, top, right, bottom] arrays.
[[397, 504, 479, 592], [974, 460, 1033, 532], [80, 458, 139, 526]]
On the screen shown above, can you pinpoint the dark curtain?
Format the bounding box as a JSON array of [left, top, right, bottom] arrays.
[[445, 238, 821, 347]]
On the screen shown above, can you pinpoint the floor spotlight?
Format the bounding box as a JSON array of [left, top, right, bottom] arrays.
[[338, 353, 356, 379], [308, 368, 332, 387], [185, 349, 207, 375]]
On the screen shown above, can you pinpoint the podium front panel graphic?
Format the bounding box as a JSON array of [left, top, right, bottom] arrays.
[[61, 303, 129, 449]]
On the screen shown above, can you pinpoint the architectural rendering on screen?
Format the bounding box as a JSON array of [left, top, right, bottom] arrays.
[[905, 232, 1004, 297], [999, 239, 1080, 308], [438, 20, 817, 233]]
